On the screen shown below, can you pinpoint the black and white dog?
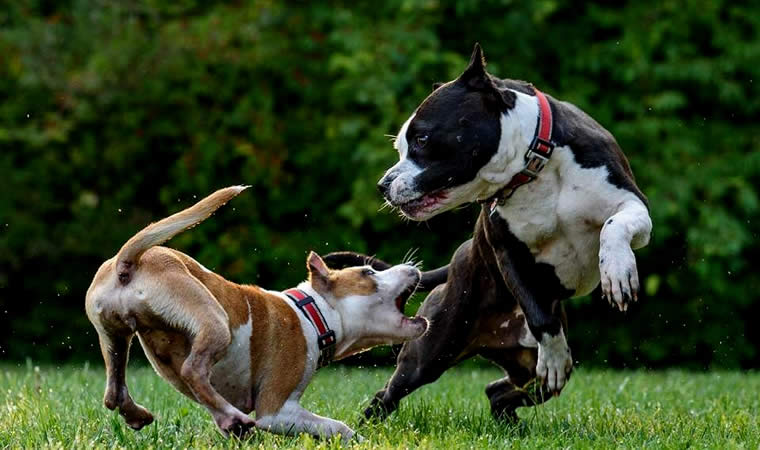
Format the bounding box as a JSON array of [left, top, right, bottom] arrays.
[[327, 44, 651, 421]]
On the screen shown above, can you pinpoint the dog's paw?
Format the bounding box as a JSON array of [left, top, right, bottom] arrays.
[[599, 244, 639, 312], [362, 390, 395, 422], [536, 331, 572, 394], [120, 402, 154, 430], [216, 413, 255, 438]]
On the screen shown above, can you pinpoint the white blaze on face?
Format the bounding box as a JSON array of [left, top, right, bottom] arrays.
[[384, 113, 424, 204], [382, 89, 541, 220], [394, 113, 414, 158], [373, 264, 413, 304], [337, 264, 424, 348]]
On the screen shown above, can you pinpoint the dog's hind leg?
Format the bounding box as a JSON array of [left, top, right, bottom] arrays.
[[484, 351, 551, 422], [481, 304, 568, 421], [179, 328, 255, 437], [155, 273, 256, 438], [96, 329, 155, 430]]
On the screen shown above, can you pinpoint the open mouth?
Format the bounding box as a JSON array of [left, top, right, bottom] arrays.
[[398, 190, 447, 217], [394, 275, 421, 314]]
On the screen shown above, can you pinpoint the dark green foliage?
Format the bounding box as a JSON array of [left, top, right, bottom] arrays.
[[1, 0, 758, 368]]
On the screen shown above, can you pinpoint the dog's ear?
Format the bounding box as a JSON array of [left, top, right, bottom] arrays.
[[459, 43, 516, 110], [432, 82, 444, 91], [307, 251, 330, 292], [459, 43, 490, 90]]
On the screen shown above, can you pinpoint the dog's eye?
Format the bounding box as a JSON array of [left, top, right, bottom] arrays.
[[416, 135, 429, 148], [361, 268, 375, 276]]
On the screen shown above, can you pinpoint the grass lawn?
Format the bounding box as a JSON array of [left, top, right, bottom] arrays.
[[1, 361, 759, 449]]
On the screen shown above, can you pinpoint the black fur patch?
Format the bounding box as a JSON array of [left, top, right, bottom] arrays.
[[405, 81, 504, 194], [399, 44, 647, 207], [402, 45, 518, 196], [548, 98, 649, 206], [484, 208, 574, 335]]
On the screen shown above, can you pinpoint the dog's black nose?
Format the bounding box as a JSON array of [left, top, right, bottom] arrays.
[[377, 177, 391, 197]]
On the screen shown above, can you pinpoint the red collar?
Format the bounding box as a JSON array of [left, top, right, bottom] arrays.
[[283, 288, 336, 367], [487, 87, 555, 211]]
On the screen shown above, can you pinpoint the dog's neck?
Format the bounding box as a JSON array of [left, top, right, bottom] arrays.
[[477, 88, 564, 200], [293, 282, 365, 362]]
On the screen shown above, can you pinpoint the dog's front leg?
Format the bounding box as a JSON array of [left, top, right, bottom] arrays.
[[484, 214, 572, 395], [494, 256, 571, 395], [256, 400, 360, 443], [599, 200, 652, 312]]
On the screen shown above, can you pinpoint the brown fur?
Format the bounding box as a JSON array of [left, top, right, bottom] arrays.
[[329, 268, 377, 299], [87, 245, 309, 435], [86, 187, 420, 440], [85, 187, 307, 436], [308, 255, 377, 299]]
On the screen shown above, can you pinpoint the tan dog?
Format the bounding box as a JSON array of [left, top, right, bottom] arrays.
[[85, 186, 427, 441]]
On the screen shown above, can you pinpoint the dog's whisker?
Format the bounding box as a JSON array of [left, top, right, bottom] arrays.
[[402, 249, 423, 270], [402, 248, 416, 265]]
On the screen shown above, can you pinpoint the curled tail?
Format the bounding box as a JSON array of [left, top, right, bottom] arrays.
[[115, 185, 249, 285]]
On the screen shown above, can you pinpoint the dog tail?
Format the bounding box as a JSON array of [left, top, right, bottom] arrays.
[[418, 265, 449, 290], [323, 251, 449, 291], [114, 185, 249, 285]]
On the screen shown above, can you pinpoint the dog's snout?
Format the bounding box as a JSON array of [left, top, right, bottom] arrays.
[[377, 176, 392, 198], [405, 266, 422, 284]]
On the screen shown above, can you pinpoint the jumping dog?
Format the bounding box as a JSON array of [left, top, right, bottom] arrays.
[[326, 43, 651, 421]]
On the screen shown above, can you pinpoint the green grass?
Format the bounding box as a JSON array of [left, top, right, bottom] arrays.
[[1, 362, 759, 449]]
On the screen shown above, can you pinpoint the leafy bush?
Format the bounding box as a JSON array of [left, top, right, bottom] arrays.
[[1, 0, 758, 368]]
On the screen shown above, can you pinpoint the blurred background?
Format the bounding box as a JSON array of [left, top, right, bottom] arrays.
[[1, 0, 758, 369]]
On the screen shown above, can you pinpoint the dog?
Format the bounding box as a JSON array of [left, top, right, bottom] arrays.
[[85, 186, 427, 440], [325, 43, 652, 421]]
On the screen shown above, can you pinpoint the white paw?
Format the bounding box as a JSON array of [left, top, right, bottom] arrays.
[[599, 243, 639, 312], [536, 331, 572, 394]]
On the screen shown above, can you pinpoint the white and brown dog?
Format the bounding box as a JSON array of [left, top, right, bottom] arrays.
[[85, 186, 426, 440]]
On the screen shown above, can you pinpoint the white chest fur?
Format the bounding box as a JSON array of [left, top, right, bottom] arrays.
[[494, 147, 641, 297]]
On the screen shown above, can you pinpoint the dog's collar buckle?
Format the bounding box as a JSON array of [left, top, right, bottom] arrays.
[[523, 148, 551, 178], [486, 87, 555, 214], [283, 288, 336, 367]]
